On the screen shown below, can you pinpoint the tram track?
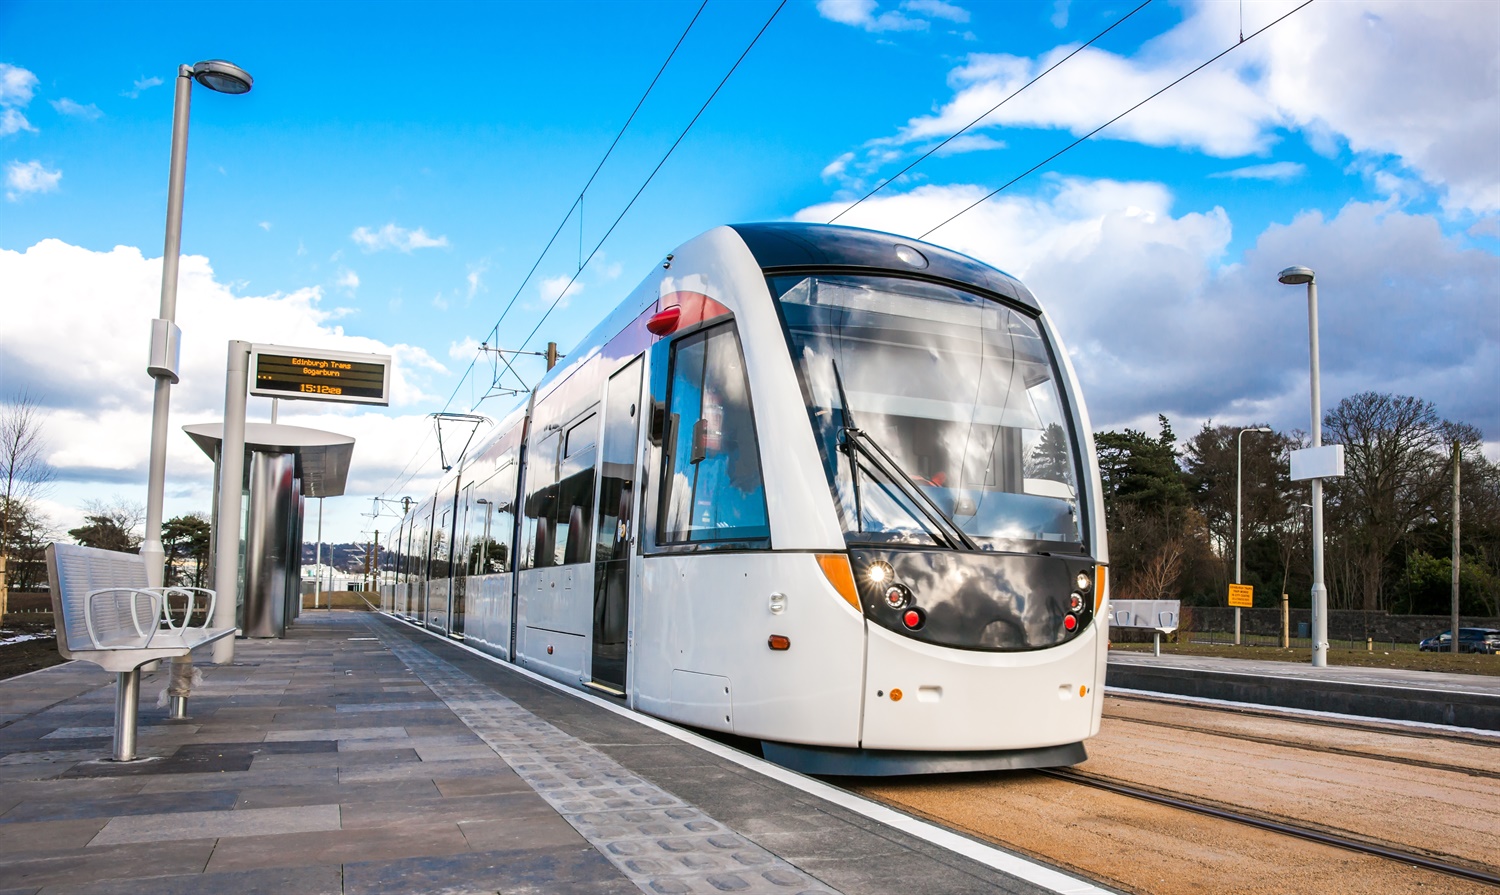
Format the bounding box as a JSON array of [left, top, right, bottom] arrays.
[[1039, 768, 1500, 888], [1101, 709, 1500, 781]]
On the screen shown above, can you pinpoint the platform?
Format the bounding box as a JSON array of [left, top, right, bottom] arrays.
[[1106, 651, 1500, 730], [0, 612, 1113, 895]]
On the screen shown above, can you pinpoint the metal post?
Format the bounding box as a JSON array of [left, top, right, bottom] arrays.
[[1451, 440, 1461, 654], [1306, 279, 1329, 667], [1153, 631, 1161, 657], [1236, 431, 1243, 646], [270, 397, 278, 424], [142, 66, 194, 591], [211, 340, 251, 663], [113, 669, 142, 761], [1281, 593, 1290, 648], [314, 497, 323, 610]]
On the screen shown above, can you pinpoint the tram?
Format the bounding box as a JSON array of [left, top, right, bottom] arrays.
[[382, 222, 1108, 775]]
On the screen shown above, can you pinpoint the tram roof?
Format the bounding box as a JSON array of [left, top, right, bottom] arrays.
[[729, 222, 1038, 313]]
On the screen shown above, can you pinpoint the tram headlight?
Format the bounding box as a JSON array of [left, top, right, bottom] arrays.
[[884, 584, 910, 610], [866, 560, 895, 585], [1076, 571, 1092, 592]]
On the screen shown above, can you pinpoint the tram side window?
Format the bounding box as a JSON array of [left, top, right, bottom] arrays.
[[658, 323, 770, 545], [469, 460, 517, 574], [429, 507, 451, 581], [554, 413, 598, 565], [522, 433, 560, 570]]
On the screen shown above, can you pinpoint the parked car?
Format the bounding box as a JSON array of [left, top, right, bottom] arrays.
[[1418, 628, 1500, 654]]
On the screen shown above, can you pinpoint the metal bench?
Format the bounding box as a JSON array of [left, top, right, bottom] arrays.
[[1110, 599, 1181, 656], [45, 542, 238, 761]]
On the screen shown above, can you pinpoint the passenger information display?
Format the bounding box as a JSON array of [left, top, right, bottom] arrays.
[[248, 344, 391, 406]]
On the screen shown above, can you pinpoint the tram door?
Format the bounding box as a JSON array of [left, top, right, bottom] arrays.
[[590, 356, 643, 693]]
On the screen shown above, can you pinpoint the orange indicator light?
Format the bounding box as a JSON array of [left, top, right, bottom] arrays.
[[815, 554, 862, 612], [890, 688, 903, 702], [767, 635, 790, 651]]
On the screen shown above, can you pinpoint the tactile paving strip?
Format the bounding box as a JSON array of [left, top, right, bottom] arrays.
[[369, 618, 840, 895]]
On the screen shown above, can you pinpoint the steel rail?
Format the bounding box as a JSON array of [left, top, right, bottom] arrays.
[[1039, 768, 1500, 888]]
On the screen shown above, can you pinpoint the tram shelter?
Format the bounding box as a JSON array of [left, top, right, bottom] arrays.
[[184, 422, 355, 638]]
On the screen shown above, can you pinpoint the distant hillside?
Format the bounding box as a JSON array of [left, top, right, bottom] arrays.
[[301, 542, 394, 572]]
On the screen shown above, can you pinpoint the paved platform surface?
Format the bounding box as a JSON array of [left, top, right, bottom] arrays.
[[0, 612, 1078, 895], [1107, 651, 1500, 729]]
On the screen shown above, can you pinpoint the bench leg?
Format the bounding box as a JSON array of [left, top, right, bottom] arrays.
[[113, 670, 141, 762]]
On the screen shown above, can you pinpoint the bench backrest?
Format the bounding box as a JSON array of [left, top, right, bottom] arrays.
[[46, 543, 152, 657]]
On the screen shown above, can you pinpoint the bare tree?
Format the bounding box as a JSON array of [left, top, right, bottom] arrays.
[[1, 392, 53, 604], [1323, 392, 1480, 611], [70, 497, 147, 552]]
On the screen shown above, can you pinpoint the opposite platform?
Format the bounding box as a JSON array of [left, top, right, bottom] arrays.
[[1107, 651, 1500, 730], [0, 612, 1106, 895]]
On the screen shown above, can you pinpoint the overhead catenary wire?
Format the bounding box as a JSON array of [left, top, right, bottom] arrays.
[[514, 0, 788, 357], [374, 0, 708, 502], [919, 0, 1316, 240], [827, 0, 1155, 225]]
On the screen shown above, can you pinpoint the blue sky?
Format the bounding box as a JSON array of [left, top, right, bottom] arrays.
[[2, 0, 1496, 543]]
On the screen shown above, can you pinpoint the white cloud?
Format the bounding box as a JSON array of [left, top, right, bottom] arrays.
[[538, 274, 583, 309], [449, 337, 480, 361], [351, 222, 450, 253], [0, 108, 34, 136], [432, 293, 449, 311], [794, 178, 1500, 439], [0, 63, 37, 108], [932, 133, 1004, 156], [258, 221, 272, 231], [854, 0, 1500, 213], [1209, 161, 1305, 182], [466, 261, 488, 300], [50, 98, 102, 120], [1050, 0, 1069, 29], [5, 159, 61, 200], [122, 76, 163, 99], [336, 268, 359, 294], [821, 151, 855, 181], [901, 0, 968, 24], [0, 240, 450, 541], [817, 0, 928, 32]]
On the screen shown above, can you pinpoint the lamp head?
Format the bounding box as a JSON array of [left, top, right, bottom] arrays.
[[192, 60, 253, 95], [1255, 426, 1273, 433], [1278, 265, 1315, 286]]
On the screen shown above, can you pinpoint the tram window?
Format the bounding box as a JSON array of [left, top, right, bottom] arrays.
[[522, 433, 560, 569], [658, 322, 770, 545], [429, 507, 451, 580], [468, 460, 516, 575], [553, 412, 598, 565]]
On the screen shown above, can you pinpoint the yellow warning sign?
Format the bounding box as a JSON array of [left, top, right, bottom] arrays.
[[1228, 583, 1254, 608]]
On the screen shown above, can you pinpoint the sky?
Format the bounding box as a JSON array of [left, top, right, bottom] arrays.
[[1, 0, 1497, 545]]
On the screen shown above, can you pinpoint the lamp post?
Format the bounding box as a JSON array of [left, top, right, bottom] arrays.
[[1235, 426, 1273, 646], [142, 60, 252, 719], [1279, 265, 1329, 667], [141, 60, 254, 590]]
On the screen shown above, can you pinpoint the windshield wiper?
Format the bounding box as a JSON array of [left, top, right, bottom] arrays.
[[830, 359, 978, 552]]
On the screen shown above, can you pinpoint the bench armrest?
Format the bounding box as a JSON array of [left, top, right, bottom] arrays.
[[158, 586, 217, 630], [83, 588, 163, 650]]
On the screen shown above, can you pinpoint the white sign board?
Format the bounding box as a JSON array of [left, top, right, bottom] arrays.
[[1290, 444, 1345, 481], [1110, 599, 1180, 633], [249, 344, 391, 406]]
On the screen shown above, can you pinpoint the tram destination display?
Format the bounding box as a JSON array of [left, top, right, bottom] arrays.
[[249, 344, 391, 406]]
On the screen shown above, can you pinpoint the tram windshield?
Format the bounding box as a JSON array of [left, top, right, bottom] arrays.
[[772, 274, 1084, 552]]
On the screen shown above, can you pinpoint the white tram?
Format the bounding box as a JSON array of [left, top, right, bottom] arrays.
[[383, 223, 1108, 775]]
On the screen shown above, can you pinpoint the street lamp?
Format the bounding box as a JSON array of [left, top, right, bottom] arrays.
[[1235, 426, 1273, 646], [1279, 265, 1329, 667], [141, 59, 254, 590], [140, 59, 253, 722]]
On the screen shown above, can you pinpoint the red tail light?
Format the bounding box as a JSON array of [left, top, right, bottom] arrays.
[[1063, 614, 1078, 632], [902, 609, 922, 629], [646, 306, 681, 335]]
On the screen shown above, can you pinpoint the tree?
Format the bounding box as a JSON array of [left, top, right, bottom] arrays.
[[1322, 392, 1478, 611], [162, 513, 211, 587], [0, 497, 55, 592], [1, 392, 53, 599], [69, 498, 145, 553]]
